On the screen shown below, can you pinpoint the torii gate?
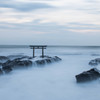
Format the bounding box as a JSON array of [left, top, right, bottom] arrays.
[[30, 45, 47, 58]]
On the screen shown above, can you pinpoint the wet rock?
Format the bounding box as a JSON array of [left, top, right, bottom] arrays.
[[7, 55, 24, 60], [2, 60, 14, 68], [0, 55, 61, 75], [0, 56, 9, 63], [2, 59, 32, 69], [0, 56, 8, 60], [7, 55, 33, 61], [0, 63, 2, 66], [13, 60, 32, 68], [2, 55, 61, 69], [35, 60, 45, 65], [1, 57, 32, 73], [45, 59, 52, 63], [75, 68, 100, 83], [53, 56, 62, 61], [2, 66, 12, 73], [89, 58, 100, 66], [35, 56, 62, 65], [0, 68, 3, 75]]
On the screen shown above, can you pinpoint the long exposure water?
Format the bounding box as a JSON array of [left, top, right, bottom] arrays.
[[0, 46, 100, 100]]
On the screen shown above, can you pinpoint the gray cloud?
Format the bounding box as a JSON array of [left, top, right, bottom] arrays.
[[0, 1, 53, 12], [0, 21, 100, 33]]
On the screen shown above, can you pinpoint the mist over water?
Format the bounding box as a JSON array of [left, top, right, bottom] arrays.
[[0, 46, 100, 100]]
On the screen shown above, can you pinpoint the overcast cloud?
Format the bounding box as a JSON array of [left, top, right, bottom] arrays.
[[0, 0, 100, 45]]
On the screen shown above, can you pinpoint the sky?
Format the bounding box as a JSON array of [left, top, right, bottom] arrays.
[[0, 0, 100, 46]]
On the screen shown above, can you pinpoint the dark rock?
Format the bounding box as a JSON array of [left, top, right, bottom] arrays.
[[17, 56, 33, 60], [53, 56, 62, 61], [35, 60, 45, 65], [7, 55, 24, 60], [89, 60, 98, 66], [0, 56, 8, 60], [0, 55, 61, 75], [1, 57, 32, 73], [75, 68, 100, 83], [13, 60, 32, 68], [89, 58, 100, 66], [45, 59, 52, 63], [0, 63, 2, 66], [35, 56, 61, 65], [2, 60, 14, 68], [2, 66, 12, 73], [2, 59, 32, 69], [0, 68, 3, 75], [8, 55, 33, 60], [0, 56, 9, 63], [40, 55, 50, 58]]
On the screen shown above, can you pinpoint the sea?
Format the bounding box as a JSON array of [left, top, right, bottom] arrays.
[[0, 45, 100, 100]]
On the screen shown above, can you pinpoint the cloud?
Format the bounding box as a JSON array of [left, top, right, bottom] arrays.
[[67, 29, 100, 33], [0, 0, 53, 12], [0, 0, 100, 25], [0, 0, 100, 34]]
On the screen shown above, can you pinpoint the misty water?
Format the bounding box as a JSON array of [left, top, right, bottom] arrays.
[[0, 46, 100, 100]]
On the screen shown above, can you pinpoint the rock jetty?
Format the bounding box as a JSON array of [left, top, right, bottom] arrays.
[[0, 55, 61, 75]]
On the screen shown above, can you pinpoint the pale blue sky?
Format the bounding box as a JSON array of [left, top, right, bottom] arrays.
[[0, 0, 100, 45]]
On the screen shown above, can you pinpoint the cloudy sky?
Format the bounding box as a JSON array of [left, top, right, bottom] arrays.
[[0, 0, 100, 45]]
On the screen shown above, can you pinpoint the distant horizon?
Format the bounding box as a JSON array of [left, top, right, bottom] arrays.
[[0, 44, 100, 47]]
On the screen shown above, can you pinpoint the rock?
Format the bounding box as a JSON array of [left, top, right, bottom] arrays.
[[0, 68, 3, 75], [14, 57, 32, 67], [0, 55, 61, 75], [45, 59, 52, 63], [35, 60, 45, 65], [2, 57, 32, 72], [35, 56, 62, 65], [7, 55, 24, 60], [2, 60, 14, 68], [89, 58, 100, 66], [0, 63, 2, 66], [2, 59, 32, 69], [89, 60, 98, 66], [2, 66, 12, 73], [0, 56, 8, 60], [13, 60, 32, 68], [75, 68, 100, 83], [7, 55, 33, 61], [0, 56, 9, 63], [53, 56, 62, 61]]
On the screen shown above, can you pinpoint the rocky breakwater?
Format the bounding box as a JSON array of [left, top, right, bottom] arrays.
[[0, 55, 62, 75]]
